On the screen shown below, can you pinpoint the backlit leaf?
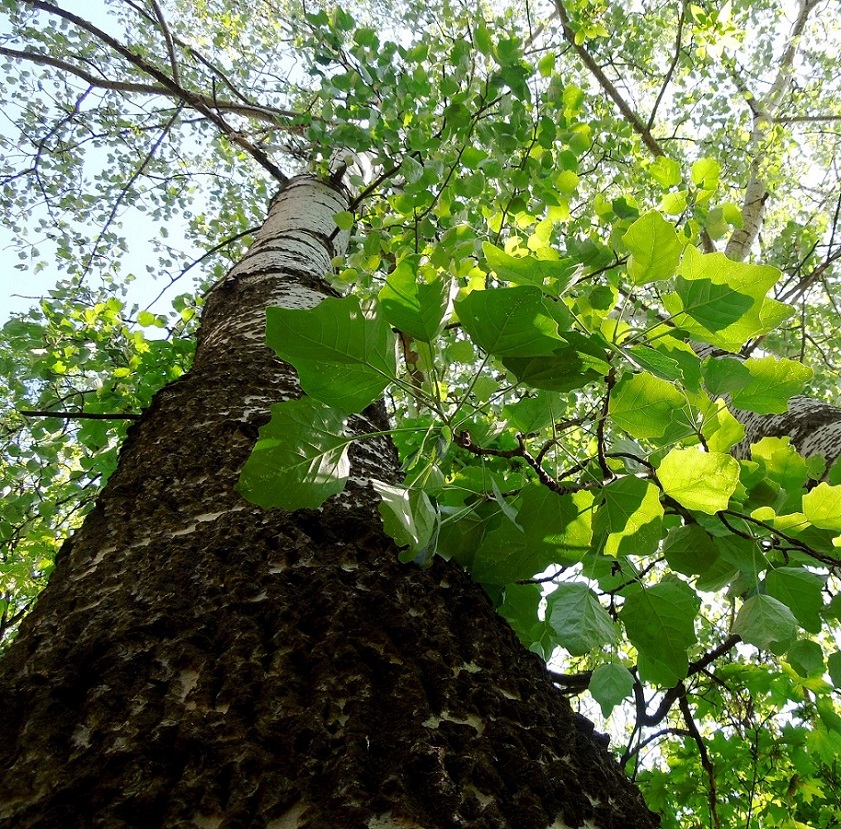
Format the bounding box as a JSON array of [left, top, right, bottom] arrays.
[[266, 295, 396, 412], [620, 580, 700, 686], [546, 582, 617, 655], [658, 448, 740, 514], [237, 398, 351, 510]]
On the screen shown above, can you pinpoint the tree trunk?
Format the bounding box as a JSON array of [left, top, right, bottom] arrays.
[[0, 176, 658, 829]]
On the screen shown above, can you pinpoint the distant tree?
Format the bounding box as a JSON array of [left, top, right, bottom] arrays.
[[1, 1, 841, 826]]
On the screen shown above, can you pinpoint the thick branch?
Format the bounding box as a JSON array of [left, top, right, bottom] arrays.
[[19, 0, 289, 182], [553, 0, 665, 157]]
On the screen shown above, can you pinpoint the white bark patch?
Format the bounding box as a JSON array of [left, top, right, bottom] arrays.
[[452, 661, 482, 675], [422, 710, 485, 735], [70, 723, 91, 750], [177, 669, 200, 702], [192, 813, 225, 828], [366, 813, 426, 829], [266, 801, 307, 829]]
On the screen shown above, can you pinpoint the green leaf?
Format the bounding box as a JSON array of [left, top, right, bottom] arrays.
[[828, 651, 841, 688], [701, 398, 745, 452], [623, 211, 683, 284], [373, 481, 437, 561], [333, 210, 354, 230], [691, 157, 720, 190], [468, 486, 594, 583], [730, 357, 813, 414], [517, 484, 595, 564], [765, 567, 826, 633], [662, 245, 791, 352], [609, 371, 687, 440], [266, 295, 397, 412], [733, 594, 798, 649], [483, 243, 578, 294], [237, 398, 351, 510], [593, 476, 664, 556], [503, 391, 565, 433], [657, 448, 740, 514], [662, 524, 721, 576], [503, 330, 609, 392], [498, 583, 543, 648], [787, 639, 824, 677], [802, 482, 841, 531], [379, 258, 452, 342], [546, 582, 617, 655], [589, 663, 635, 718], [620, 580, 700, 687], [649, 156, 682, 188], [455, 286, 565, 357], [752, 437, 809, 492]]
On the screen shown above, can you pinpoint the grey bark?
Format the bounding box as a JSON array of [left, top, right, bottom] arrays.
[[0, 175, 659, 829]]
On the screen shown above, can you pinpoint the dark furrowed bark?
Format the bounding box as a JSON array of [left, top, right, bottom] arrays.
[[0, 176, 659, 829]]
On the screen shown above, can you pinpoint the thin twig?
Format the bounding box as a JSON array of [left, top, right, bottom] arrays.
[[19, 410, 142, 420]]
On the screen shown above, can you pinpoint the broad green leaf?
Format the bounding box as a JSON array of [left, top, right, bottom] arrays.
[[517, 485, 595, 564], [658, 448, 740, 514], [593, 476, 664, 556], [498, 583, 543, 648], [237, 398, 350, 510], [662, 245, 791, 352], [649, 156, 682, 188], [333, 210, 354, 230], [662, 523, 721, 576], [503, 391, 565, 433], [609, 371, 687, 440], [469, 516, 551, 585], [733, 594, 798, 649], [482, 243, 578, 294], [828, 651, 841, 688], [589, 663, 635, 718], [802, 482, 841, 531], [455, 286, 565, 357], [468, 485, 594, 583], [546, 582, 617, 655], [503, 330, 609, 392], [623, 211, 683, 284], [752, 437, 809, 492], [787, 640, 824, 677], [620, 580, 700, 687], [700, 398, 745, 452], [379, 258, 452, 342], [266, 295, 397, 412], [702, 355, 752, 396], [765, 567, 826, 633], [623, 345, 682, 382], [373, 481, 437, 561], [730, 357, 813, 414], [691, 157, 720, 190]]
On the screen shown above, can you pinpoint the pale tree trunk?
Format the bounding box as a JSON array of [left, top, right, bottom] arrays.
[[0, 176, 658, 829], [724, 0, 819, 261]]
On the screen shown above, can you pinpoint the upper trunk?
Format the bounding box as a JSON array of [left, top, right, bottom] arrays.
[[0, 176, 658, 829]]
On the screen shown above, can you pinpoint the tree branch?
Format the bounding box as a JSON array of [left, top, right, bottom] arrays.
[[0, 46, 299, 124], [553, 0, 665, 157], [18, 410, 142, 420], [19, 0, 289, 183]]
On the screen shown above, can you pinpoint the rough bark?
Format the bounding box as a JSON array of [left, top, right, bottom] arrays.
[[0, 176, 659, 829], [732, 395, 841, 468]]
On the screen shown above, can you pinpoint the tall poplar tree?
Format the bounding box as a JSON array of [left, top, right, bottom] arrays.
[[2, 1, 841, 826]]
